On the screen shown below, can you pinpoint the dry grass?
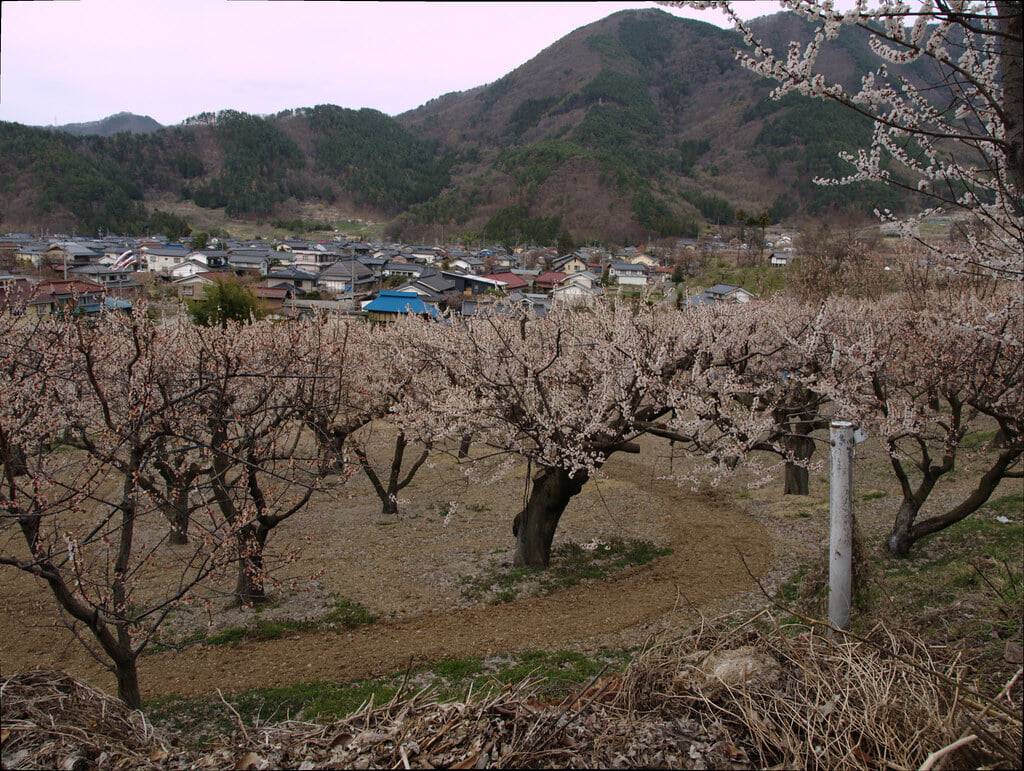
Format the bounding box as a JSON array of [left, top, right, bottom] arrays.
[[0, 670, 172, 770], [4, 611, 1020, 770]]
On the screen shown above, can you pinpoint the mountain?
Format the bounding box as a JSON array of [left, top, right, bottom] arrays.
[[0, 9, 921, 244], [391, 7, 921, 244], [49, 112, 164, 137]]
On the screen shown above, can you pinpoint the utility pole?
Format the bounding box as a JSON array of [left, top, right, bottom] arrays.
[[829, 421, 855, 632]]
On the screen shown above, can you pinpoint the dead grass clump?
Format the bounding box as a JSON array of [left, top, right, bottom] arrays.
[[0, 669, 173, 770], [619, 610, 1023, 770]]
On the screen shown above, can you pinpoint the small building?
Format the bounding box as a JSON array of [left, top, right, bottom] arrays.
[[143, 245, 191, 274], [5, 279, 113, 319], [686, 283, 758, 306], [227, 249, 279, 277], [317, 259, 377, 295], [552, 253, 589, 275], [533, 270, 567, 293], [67, 264, 143, 299], [363, 290, 442, 323], [173, 272, 219, 301], [265, 267, 320, 294], [606, 260, 648, 288]]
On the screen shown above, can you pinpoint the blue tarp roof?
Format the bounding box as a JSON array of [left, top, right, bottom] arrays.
[[364, 290, 442, 319]]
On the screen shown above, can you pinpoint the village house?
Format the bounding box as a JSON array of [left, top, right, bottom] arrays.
[[170, 258, 224, 280], [606, 260, 648, 288], [394, 268, 457, 304], [481, 271, 530, 292], [363, 290, 442, 323], [265, 267, 320, 294], [448, 255, 487, 275], [2, 279, 124, 319], [317, 259, 376, 295], [404, 246, 445, 264], [533, 270, 567, 293], [143, 245, 191, 274], [552, 253, 589, 275], [627, 252, 660, 268], [188, 249, 230, 269], [227, 249, 280, 277], [252, 285, 293, 314], [277, 242, 337, 273], [13, 241, 51, 268], [173, 272, 223, 301], [441, 270, 509, 297], [551, 273, 604, 307], [686, 282, 757, 306], [67, 264, 143, 299], [45, 242, 102, 276]]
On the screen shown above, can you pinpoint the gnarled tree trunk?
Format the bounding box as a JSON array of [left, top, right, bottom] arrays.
[[783, 433, 816, 495], [512, 465, 589, 567], [887, 496, 922, 556], [235, 524, 270, 606], [888, 444, 1021, 556]]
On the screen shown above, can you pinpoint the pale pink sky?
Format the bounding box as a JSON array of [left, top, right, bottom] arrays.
[[0, 0, 788, 128]]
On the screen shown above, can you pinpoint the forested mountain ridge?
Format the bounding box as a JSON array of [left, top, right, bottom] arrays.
[[47, 112, 164, 137], [393, 8, 932, 244], [0, 8, 927, 243]]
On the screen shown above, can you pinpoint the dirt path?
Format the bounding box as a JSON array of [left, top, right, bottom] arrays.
[[1, 445, 776, 701]]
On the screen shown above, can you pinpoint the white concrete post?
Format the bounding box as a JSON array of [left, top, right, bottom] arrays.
[[829, 421, 855, 632]]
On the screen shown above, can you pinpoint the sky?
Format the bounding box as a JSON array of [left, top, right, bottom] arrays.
[[0, 0, 790, 128]]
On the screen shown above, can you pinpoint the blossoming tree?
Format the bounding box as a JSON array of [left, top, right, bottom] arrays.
[[812, 285, 1023, 554], [0, 312, 237, 707], [410, 299, 797, 567]]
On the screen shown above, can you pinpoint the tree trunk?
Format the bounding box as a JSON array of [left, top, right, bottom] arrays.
[[165, 495, 190, 544], [899, 445, 1021, 552], [887, 444, 1020, 555], [458, 434, 472, 459], [114, 654, 142, 710], [783, 434, 815, 495], [513, 465, 589, 567], [783, 462, 809, 496], [356, 432, 429, 516], [235, 525, 269, 605], [887, 495, 921, 556]]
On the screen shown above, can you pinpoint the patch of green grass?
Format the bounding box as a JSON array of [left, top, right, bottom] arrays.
[[861, 490, 888, 501], [957, 430, 996, 450], [853, 510, 1023, 657], [145, 646, 637, 747], [776, 564, 813, 605], [154, 596, 376, 651], [324, 597, 376, 629], [983, 493, 1023, 517], [432, 657, 483, 682], [460, 538, 672, 604], [204, 626, 248, 646]]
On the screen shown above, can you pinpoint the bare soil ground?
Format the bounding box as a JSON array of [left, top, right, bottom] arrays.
[[1, 434, 834, 702]]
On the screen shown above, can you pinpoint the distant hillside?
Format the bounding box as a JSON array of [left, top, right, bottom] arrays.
[[0, 9, 928, 244], [392, 7, 923, 244], [49, 112, 164, 137]]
